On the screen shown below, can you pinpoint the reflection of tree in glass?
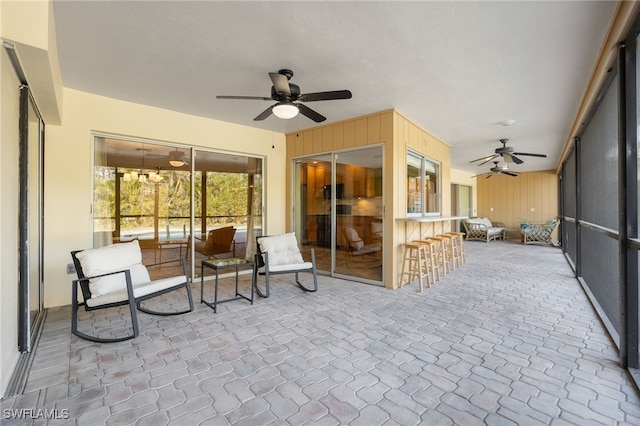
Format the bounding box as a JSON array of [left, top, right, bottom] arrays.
[[92, 167, 257, 233]]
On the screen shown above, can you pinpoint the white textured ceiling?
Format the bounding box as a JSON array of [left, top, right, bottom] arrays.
[[52, 1, 616, 174]]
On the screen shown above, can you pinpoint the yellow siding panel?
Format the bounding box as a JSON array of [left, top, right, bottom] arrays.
[[303, 130, 314, 155], [367, 114, 381, 144], [312, 128, 323, 154], [381, 111, 393, 144], [343, 120, 355, 148], [286, 134, 295, 160], [322, 127, 333, 152], [293, 132, 304, 157], [332, 123, 344, 150], [355, 118, 368, 146]]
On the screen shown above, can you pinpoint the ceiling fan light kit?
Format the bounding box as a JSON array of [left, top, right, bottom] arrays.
[[169, 150, 186, 167], [217, 69, 352, 123], [272, 102, 299, 119]]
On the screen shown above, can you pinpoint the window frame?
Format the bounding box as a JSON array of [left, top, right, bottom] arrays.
[[407, 149, 441, 217]]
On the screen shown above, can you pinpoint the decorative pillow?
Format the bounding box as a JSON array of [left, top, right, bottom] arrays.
[[75, 240, 150, 297], [344, 227, 364, 250], [481, 218, 493, 228], [258, 233, 304, 266]]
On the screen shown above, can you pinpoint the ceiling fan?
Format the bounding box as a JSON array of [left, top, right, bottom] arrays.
[[216, 69, 352, 123], [472, 161, 520, 179], [470, 138, 547, 166]]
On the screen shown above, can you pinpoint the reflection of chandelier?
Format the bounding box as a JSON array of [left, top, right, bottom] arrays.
[[123, 144, 163, 183], [123, 169, 163, 183]]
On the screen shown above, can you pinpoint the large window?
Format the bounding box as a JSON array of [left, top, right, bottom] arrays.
[[92, 136, 263, 279], [407, 151, 440, 216]]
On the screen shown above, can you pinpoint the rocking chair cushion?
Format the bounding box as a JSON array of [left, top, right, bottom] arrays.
[[257, 232, 304, 266], [75, 240, 150, 297], [85, 274, 188, 308]]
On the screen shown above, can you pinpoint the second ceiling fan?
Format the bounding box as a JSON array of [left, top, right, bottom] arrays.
[[470, 138, 547, 166], [216, 69, 352, 123], [472, 161, 520, 179]]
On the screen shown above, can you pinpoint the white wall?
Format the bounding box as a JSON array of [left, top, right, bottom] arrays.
[[450, 168, 478, 217], [0, 44, 23, 396], [44, 88, 286, 308]]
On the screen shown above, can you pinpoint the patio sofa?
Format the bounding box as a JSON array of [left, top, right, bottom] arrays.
[[462, 217, 506, 242]]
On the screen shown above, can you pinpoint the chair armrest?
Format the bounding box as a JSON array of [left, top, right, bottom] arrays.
[[492, 221, 506, 227], [75, 268, 133, 282]]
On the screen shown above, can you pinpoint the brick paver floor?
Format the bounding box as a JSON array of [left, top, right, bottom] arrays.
[[2, 239, 639, 425]]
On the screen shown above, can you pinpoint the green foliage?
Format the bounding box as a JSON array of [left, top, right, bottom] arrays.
[[93, 167, 260, 233]]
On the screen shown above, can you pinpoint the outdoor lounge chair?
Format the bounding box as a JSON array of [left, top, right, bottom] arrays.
[[71, 240, 194, 343], [254, 232, 318, 298], [189, 226, 236, 259], [521, 219, 558, 245]]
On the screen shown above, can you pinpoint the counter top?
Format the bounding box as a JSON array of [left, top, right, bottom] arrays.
[[396, 216, 468, 223]]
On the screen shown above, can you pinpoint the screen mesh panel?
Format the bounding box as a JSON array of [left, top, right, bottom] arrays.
[[581, 74, 619, 230], [582, 228, 621, 335]]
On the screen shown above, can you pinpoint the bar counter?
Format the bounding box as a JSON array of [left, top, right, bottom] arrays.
[[397, 216, 468, 242]]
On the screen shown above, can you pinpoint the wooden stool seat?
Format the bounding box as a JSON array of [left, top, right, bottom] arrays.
[[437, 234, 457, 272], [446, 231, 466, 265], [415, 239, 440, 285], [428, 236, 450, 277], [400, 241, 429, 292]]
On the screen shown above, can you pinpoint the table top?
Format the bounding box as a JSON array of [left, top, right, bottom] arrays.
[[202, 258, 254, 269], [157, 239, 187, 245]]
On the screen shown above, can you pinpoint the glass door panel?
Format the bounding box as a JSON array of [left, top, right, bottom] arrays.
[[294, 147, 383, 284], [334, 148, 383, 283], [19, 88, 45, 352], [294, 155, 333, 274], [193, 149, 263, 280]]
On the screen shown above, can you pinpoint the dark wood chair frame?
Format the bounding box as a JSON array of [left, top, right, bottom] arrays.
[[70, 251, 194, 343], [253, 236, 318, 298]]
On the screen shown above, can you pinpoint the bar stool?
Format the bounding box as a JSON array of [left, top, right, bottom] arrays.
[[428, 236, 450, 277], [416, 239, 440, 285], [400, 241, 428, 292], [437, 234, 457, 272], [446, 231, 466, 266]]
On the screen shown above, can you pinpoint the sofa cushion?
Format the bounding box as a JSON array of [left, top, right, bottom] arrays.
[[481, 218, 493, 228], [75, 240, 151, 297], [258, 233, 304, 266]]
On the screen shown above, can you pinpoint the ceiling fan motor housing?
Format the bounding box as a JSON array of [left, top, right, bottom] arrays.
[[495, 146, 514, 154], [271, 84, 300, 100]]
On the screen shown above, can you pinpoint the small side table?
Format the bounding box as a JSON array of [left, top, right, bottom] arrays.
[[201, 258, 255, 313]]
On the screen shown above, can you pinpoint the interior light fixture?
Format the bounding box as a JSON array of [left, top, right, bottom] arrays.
[[272, 102, 299, 119], [169, 150, 185, 167]]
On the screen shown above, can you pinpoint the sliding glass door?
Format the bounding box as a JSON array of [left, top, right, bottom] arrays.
[[92, 136, 263, 280], [294, 146, 383, 284], [18, 86, 45, 352]]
